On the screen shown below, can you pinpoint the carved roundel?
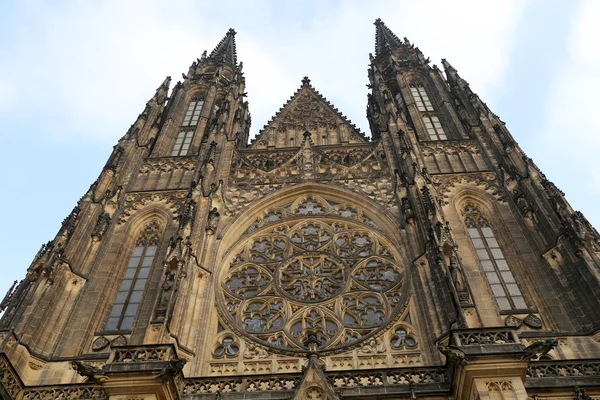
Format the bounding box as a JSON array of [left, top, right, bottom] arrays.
[[217, 196, 409, 354], [277, 252, 346, 302]]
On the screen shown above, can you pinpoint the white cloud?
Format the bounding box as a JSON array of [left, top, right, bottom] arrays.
[[537, 0, 600, 224]]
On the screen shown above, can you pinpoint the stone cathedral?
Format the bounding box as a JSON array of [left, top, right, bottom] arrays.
[[1, 19, 599, 400]]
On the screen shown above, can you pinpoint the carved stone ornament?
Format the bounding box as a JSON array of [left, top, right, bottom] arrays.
[[217, 195, 409, 355], [504, 315, 522, 328], [92, 335, 110, 351], [523, 314, 542, 329], [111, 334, 127, 347]]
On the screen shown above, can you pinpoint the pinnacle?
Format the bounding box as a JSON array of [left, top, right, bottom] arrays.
[[301, 76, 311, 87], [441, 58, 454, 69], [373, 18, 402, 57], [208, 28, 238, 66]]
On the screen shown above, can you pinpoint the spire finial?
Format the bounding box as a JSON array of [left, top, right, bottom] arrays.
[[208, 28, 238, 65], [373, 18, 402, 57], [301, 76, 311, 87]]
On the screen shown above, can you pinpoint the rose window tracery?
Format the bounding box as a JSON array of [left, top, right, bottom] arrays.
[[217, 195, 409, 353], [278, 253, 345, 302]]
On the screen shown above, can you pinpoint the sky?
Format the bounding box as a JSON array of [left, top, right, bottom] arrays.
[[0, 0, 599, 299]]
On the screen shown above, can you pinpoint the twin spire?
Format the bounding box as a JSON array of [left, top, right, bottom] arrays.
[[205, 19, 405, 67]]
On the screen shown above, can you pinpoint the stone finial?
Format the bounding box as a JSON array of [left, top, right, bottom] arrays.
[[303, 330, 321, 353]]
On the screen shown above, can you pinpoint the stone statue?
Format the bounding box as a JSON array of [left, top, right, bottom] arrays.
[[521, 338, 558, 361], [437, 343, 468, 365], [206, 208, 220, 235], [71, 361, 106, 383]]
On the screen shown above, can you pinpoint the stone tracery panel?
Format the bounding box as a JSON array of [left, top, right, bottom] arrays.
[[216, 195, 409, 354]]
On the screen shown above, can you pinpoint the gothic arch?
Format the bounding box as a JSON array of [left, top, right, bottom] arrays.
[[218, 183, 403, 253], [449, 187, 497, 218], [213, 184, 411, 355], [97, 207, 172, 332], [403, 69, 430, 83], [122, 205, 173, 238], [445, 187, 537, 318]]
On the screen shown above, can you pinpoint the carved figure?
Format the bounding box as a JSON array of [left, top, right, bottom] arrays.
[[521, 338, 558, 361], [449, 257, 465, 291], [71, 361, 106, 383], [154, 271, 176, 321], [243, 342, 269, 359], [401, 197, 415, 224], [359, 338, 385, 354], [206, 208, 220, 235], [91, 212, 111, 241], [573, 387, 592, 400], [157, 358, 187, 378], [437, 343, 468, 365]]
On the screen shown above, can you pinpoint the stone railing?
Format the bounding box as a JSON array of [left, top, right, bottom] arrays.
[[183, 374, 301, 395], [183, 366, 449, 395], [111, 344, 175, 363], [328, 367, 449, 388], [2, 353, 108, 400], [526, 359, 600, 379], [22, 386, 108, 400], [0, 355, 22, 399], [451, 327, 519, 346]]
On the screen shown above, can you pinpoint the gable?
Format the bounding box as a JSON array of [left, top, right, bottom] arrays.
[[250, 77, 367, 149]]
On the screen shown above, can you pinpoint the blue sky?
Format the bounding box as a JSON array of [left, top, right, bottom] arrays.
[[0, 0, 599, 298]]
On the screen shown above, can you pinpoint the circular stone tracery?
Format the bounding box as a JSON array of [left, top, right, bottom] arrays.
[[277, 252, 346, 302], [217, 198, 408, 354]]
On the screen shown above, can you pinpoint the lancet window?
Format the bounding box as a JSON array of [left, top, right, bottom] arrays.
[[464, 204, 527, 311], [182, 97, 204, 126], [171, 131, 194, 156], [423, 115, 447, 140], [105, 222, 161, 331], [410, 85, 434, 112]]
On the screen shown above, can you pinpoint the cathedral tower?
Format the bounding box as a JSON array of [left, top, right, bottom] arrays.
[[1, 21, 599, 400]]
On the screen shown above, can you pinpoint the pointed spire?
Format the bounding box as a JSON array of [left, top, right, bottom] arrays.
[[152, 76, 170, 104], [374, 18, 402, 57], [157, 76, 171, 91], [208, 28, 238, 66], [441, 59, 458, 81], [441, 58, 469, 88]]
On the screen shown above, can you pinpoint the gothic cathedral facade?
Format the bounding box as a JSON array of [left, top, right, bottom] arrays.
[[1, 20, 599, 400]]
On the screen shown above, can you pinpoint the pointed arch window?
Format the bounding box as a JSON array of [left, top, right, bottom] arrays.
[[105, 222, 161, 331], [410, 85, 434, 112], [423, 115, 447, 140], [182, 97, 204, 126], [464, 204, 527, 311], [171, 131, 194, 156]]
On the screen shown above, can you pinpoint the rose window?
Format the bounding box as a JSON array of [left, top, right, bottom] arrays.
[[278, 253, 345, 302], [217, 197, 408, 353]]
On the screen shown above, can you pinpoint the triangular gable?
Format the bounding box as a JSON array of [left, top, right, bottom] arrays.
[[250, 77, 367, 149], [293, 356, 339, 400]]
